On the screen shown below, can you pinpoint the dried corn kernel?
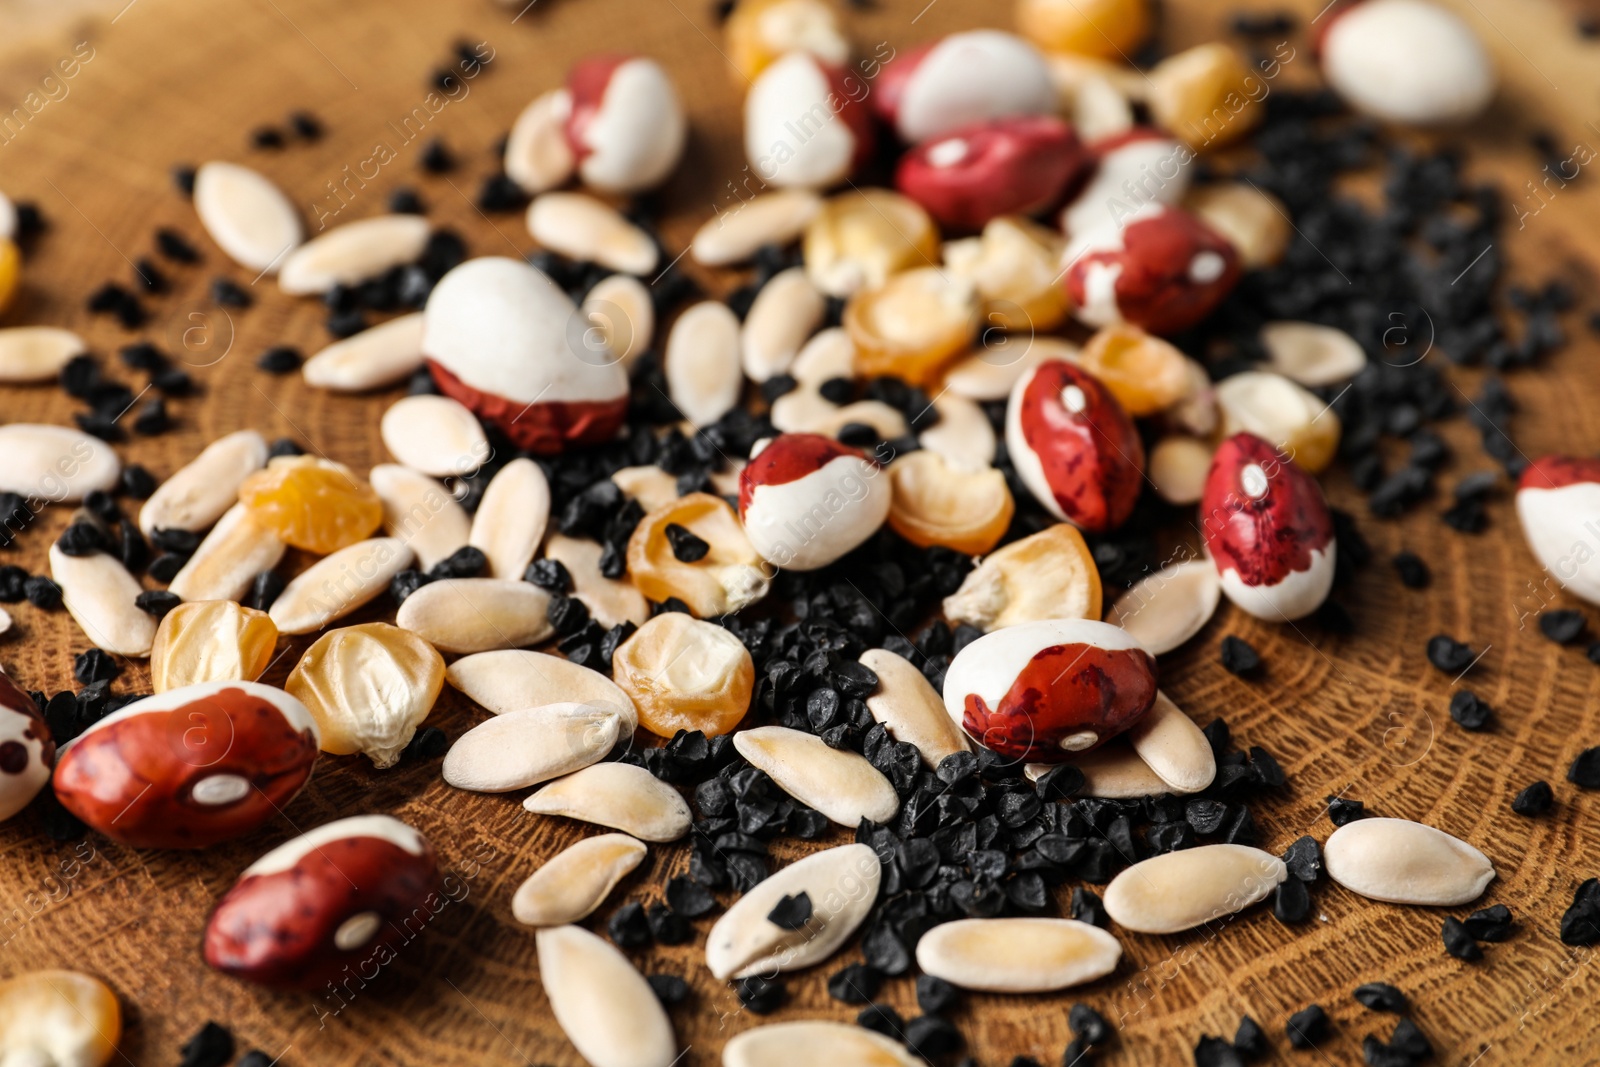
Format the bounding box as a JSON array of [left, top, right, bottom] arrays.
[[626, 493, 771, 617], [1016, 0, 1150, 59], [0, 239, 18, 315], [1147, 44, 1263, 150], [1214, 371, 1340, 474], [943, 523, 1101, 632], [1078, 324, 1191, 417], [725, 0, 850, 82], [149, 600, 278, 694], [888, 450, 1013, 555], [804, 188, 940, 297], [286, 622, 444, 768], [943, 217, 1067, 333], [845, 268, 979, 386], [0, 969, 122, 1067], [239, 455, 383, 555], [612, 612, 755, 738], [1184, 183, 1292, 270]]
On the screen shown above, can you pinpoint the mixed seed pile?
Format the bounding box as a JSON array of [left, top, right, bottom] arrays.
[[3, 0, 1600, 1064]]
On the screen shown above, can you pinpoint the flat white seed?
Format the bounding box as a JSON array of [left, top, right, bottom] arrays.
[[447, 648, 637, 732], [302, 313, 425, 392], [395, 577, 552, 653], [1104, 844, 1286, 933], [692, 190, 822, 267], [0, 328, 86, 383], [523, 761, 691, 842], [1147, 435, 1213, 506], [706, 843, 881, 980], [741, 267, 824, 382], [915, 918, 1122, 993], [168, 502, 286, 602], [504, 88, 577, 194], [193, 161, 303, 273], [1072, 74, 1134, 142], [611, 465, 680, 513], [940, 338, 1077, 402], [0, 605, 11, 636], [49, 544, 156, 657], [1321, 0, 1495, 126], [582, 274, 655, 375], [790, 326, 855, 385], [369, 464, 471, 571], [1260, 321, 1367, 386], [512, 833, 647, 926], [443, 702, 620, 792], [769, 389, 909, 439], [543, 533, 650, 629], [917, 393, 996, 471], [733, 726, 900, 827], [139, 429, 268, 535], [380, 394, 488, 478], [1125, 692, 1215, 793], [269, 537, 414, 636], [278, 215, 431, 295], [1026, 741, 1175, 800], [723, 1022, 920, 1067], [469, 458, 550, 580], [1323, 817, 1495, 906], [1106, 558, 1221, 655], [859, 649, 970, 768], [536, 924, 677, 1067], [666, 301, 743, 428], [0, 424, 120, 503], [526, 192, 658, 276]]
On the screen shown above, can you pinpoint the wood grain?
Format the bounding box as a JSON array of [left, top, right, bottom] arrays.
[[3, 0, 1600, 1064]]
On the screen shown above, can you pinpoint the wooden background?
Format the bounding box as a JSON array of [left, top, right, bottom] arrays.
[[3, 0, 1600, 1063]]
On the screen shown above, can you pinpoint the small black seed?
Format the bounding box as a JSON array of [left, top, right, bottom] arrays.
[[1069, 1003, 1111, 1044], [1511, 780, 1553, 816], [736, 975, 784, 1013], [665, 523, 710, 562], [664, 874, 716, 918], [646, 902, 692, 944], [1071, 886, 1108, 928], [134, 590, 181, 618], [132, 399, 171, 436], [477, 173, 525, 212], [420, 138, 454, 172], [1282, 836, 1322, 882], [289, 110, 324, 140], [147, 552, 186, 583], [257, 345, 302, 374], [1194, 1034, 1244, 1067], [251, 126, 286, 150], [646, 973, 688, 1006], [1392, 551, 1430, 589], [133, 258, 168, 293], [1233, 1015, 1266, 1059], [856, 1003, 903, 1038], [1274, 877, 1311, 924], [905, 1014, 963, 1058], [1559, 879, 1600, 946], [1540, 609, 1587, 644], [1286, 1004, 1328, 1049], [1567, 747, 1600, 788], [179, 1022, 235, 1067], [1442, 916, 1481, 960], [916, 974, 960, 1015], [74, 648, 119, 685], [1388, 1017, 1431, 1059], [171, 166, 197, 196], [156, 227, 200, 262], [24, 576, 62, 609], [1353, 982, 1407, 1013], [402, 726, 448, 762], [244, 571, 285, 612], [1426, 634, 1476, 673], [1326, 796, 1365, 826], [1220, 636, 1260, 676], [56, 522, 106, 557], [119, 464, 157, 498], [827, 962, 883, 1003], [607, 900, 651, 948], [1463, 903, 1514, 942], [1449, 689, 1492, 730], [212, 277, 252, 308], [237, 1052, 272, 1067]]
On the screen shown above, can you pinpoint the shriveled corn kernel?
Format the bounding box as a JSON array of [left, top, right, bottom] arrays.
[[804, 188, 939, 297], [0, 239, 19, 315], [1077, 324, 1191, 417], [943, 524, 1101, 632], [239, 455, 383, 555], [942, 217, 1067, 333], [0, 969, 122, 1067], [626, 493, 771, 617], [888, 450, 1013, 555], [1016, 0, 1150, 59], [286, 622, 444, 768], [1184, 183, 1292, 270], [1147, 44, 1263, 150], [1214, 371, 1340, 474], [149, 600, 278, 694], [845, 268, 979, 386], [725, 0, 850, 82], [613, 612, 755, 738]]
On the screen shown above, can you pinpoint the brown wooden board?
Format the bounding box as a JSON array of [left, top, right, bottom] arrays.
[[2, 0, 1600, 1063]]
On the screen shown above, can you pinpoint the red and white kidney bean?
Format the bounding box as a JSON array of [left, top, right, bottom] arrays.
[[0, 669, 53, 823], [738, 433, 891, 570], [894, 115, 1089, 232], [565, 54, 688, 193], [1515, 456, 1600, 606], [873, 30, 1054, 144], [1059, 127, 1193, 238], [744, 52, 875, 189]]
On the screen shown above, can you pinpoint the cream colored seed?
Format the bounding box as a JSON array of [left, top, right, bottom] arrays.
[[504, 88, 577, 195], [943, 524, 1099, 633], [168, 503, 286, 603], [1106, 557, 1220, 655], [859, 648, 970, 768], [278, 214, 431, 295], [722, 1022, 919, 1067], [582, 273, 655, 375], [543, 533, 650, 629], [691, 189, 821, 267], [469, 458, 549, 580], [193, 161, 303, 273], [733, 726, 899, 827], [1072, 74, 1134, 141], [769, 390, 909, 440], [512, 833, 647, 927], [1025, 741, 1175, 800], [149, 600, 278, 694], [446, 648, 637, 732], [742, 266, 825, 382], [1184, 183, 1292, 270], [443, 702, 621, 792], [302, 313, 425, 392], [269, 537, 414, 635], [535, 925, 678, 1067], [380, 394, 488, 479], [939, 337, 1077, 402], [1323, 817, 1495, 906], [666, 300, 743, 429], [526, 192, 659, 275], [140, 429, 267, 535], [1147, 435, 1213, 506], [1104, 845, 1287, 933], [395, 577, 553, 653], [0, 424, 121, 503], [0, 327, 86, 383], [789, 326, 855, 385], [1260, 321, 1368, 386], [1215, 370, 1341, 474], [523, 761, 692, 842], [285, 622, 444, 768], [915, 918, 1122, 993], [917, 393, 996, 471], [0, 969, 122, 1067], [368, 464, 471, 571], [49, 544, 156, 657], [611, 465, 680, 513], [1125, 691, 1216, 793]]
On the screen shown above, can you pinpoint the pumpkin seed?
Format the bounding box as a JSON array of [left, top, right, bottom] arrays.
[[535, 924, 677, 1067], [940, 337, 1077, 402], [526, 192, 658, 275], [1026, 741, 1174, 800], [666, 300, 743, 428], [1260, 321, 1368, 386], [1323, 817, 1496, 906], [0, 424, 121, 503], [140, 429, 268, 535], [790, 326, 856, 385], [1125, 691, 1215, 793], [469, 458, 550, 580], [193, 161, 303, 273], [446, 649, 637, 732], [769, 389, 909, 439], [1106, 558, 1220, 655], [368, 463, 471, 571], [512, 833, 647, 927], [582, 274, 655, 375], [380, 394, 488, 478], [443, 702, 621, 792], [742, 267, 825, 382], [732, 726, 900, 827], [0, 328, 86, 383], [915, 917, 1122, 993], [1103, 844, 1286, 933], [395, 577, 552, 653], [859, 648, 970, 767], [269, 537, 414, 635], [278, 214, 431, 295], [504, 88, 577, 194], [543, 533, 650, 629], [692, 190, 822, 267], [611, 465, 681, 513], [301, 313, 425, 392], [722, 1022, 919, 1067], [706, 843, 880, 979], [1147, 435, 1213, 506], [523, 761, 692, 842], [49, 544, 156, 657], [917, 393, 996, 471], [168, 502, 286, 602]]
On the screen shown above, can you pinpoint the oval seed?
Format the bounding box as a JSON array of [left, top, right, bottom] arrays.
[[706, 843, 880, 980], [469, 459, 550, 580], [168, 503, 287, 602], [278, 214, 431, 295], [915, 917, 1122, 993], [536, 925, 677, 1067], [49, 544, 157, 657], [285, 622, 444, 768], [692, 189, 822, 267], [512, 833, 647, 927], [940, 337, 1077, 402], [368, 463, 470, 572], [742, 267, 825, 382], [611, 465, 680, 513], [150, 600, 278, 693], [395, 577, 552, 653], [380, 394, 488, 478], [543, 534, 650, 629], [666, 300, 743, 428], [526, 192, 658, 275], [790, 326, 856, 385], [504, 88, 577, 194], [1214, 371, 1340, 475], [0, 423, 121, 503], [443, 702, 621, 792], [1324, 817, 1495, 906], [1104, 844, 1287, 933], [1026, 740, 1173, 800], [582, 273, 655, 375], [860, 648, 970, 768], [140, 429, 268, 535], [0, 327, 86, 383], [523, 761, 692, 842], [1106, 558, 1221, 655], [269, 537, 414, 636], [1147, 435, 1213, 506], [1260, 321, 1367, 387], [446, 649, 637, 731], [733, 725, 899, 827], [1125, 691, 1215, 793], [302, 313, 425, 392], [769, 390, 909, 440], [723, 1022, 919, 1067], [917, 393, 996, 471], [193, 161, 303, 273]]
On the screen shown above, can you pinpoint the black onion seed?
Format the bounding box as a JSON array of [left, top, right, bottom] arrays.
[[1441, 916, 1482, 960], [1449, 689, 1492, 730], [1286, 1004, 1328, 1049], [1353, 982, 1407, 1013], [1220, 635, 1261, 676], [1539, 609, 1587, 644], [1425, 634, 1476, 673], [1511, 780, 1554, 816], [665, 523, 710, 562]]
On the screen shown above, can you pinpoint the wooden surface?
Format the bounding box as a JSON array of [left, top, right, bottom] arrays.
[[3, 0, 1600, 1064]]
